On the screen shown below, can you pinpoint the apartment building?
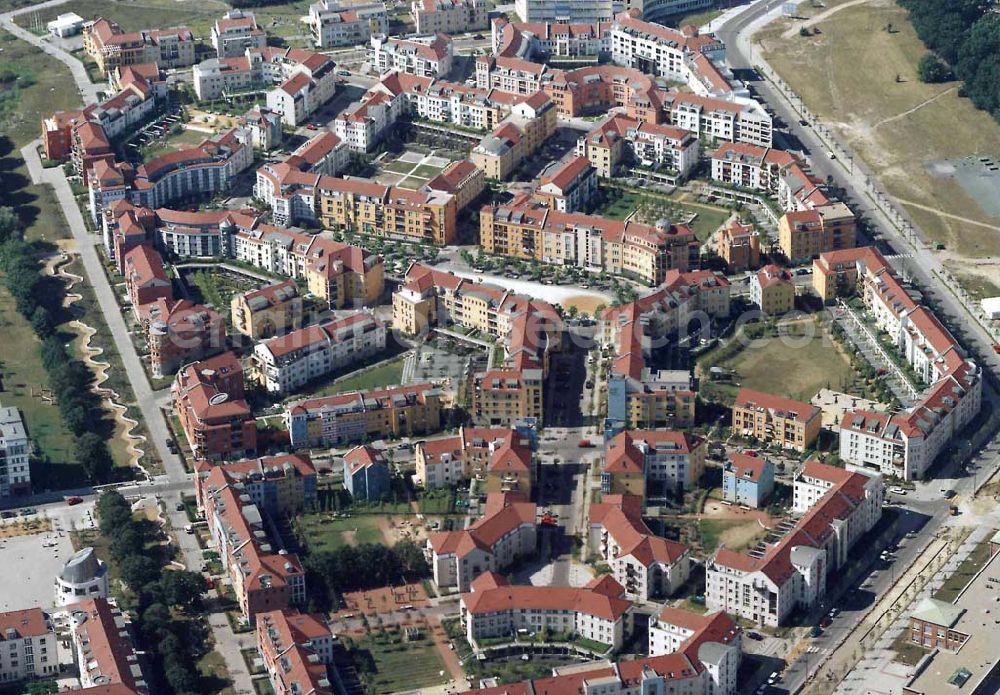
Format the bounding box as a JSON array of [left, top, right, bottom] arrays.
[[285, 383, 443, 448], [722, 452, 774, 508], [84, 18, 195, 73], [342, 445, 391, 501], [141, 297, 225, 378], [256, 610, 334, 695], [535, 155, 598, 212], [195, 454, 318, 517], [610, 12, 731, 97], [588, 494, 691, 601], [369, 33, 453, 78], [603, 270, 730, 431], [460, 572, 631, 650], [471, 93, 557, 180], [65, 599, 149, 693], [125, 128, 254, 211], [413, 0, 487, 34], [252, 314, 386, 395], [778, 203, 856, 263], [193, 47, 337, 118], [471, 368, 544, 427], [201, 466, 306, 622], [481, 199, 699, 285], [316, 176, 457, 245], [239, 107, 283, 151], [475, 55, 547, 94], [0, 609, 57, 684], [513, 0, 617, 23], [706, 461, 882, 626], [711, 142, 843, 219], [309, 0, 388, 48], [816, 247, 983, 480], [576, 113, 700, 178], [213, 10, 266, 58], [231, 226, 384, 309], [172, 352, 257, 461], [422, 160, 486, 213], [601, 430, 705, 496], [415, 427, 523, 489], [254, 134, 351, 225], [732, 388, 822, 452], [750, 264, 795, 316], [717, 219, 760, 271], [647, 608, 741, 695], [231, 280, 302, 340], [44, 64, 165, 174], [123, 243, 172, 315], [427, 492, 537, 591], [491, 16, 612, 60]]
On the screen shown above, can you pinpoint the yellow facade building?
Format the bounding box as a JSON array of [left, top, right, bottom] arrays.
[[731, 388, 822, 452]]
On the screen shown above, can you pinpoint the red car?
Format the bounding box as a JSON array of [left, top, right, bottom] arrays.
[[66, 496, 83, 505], [578, 439, 593, 448]]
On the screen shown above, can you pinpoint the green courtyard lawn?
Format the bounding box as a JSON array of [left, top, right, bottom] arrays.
[[304, 353, 408, 398], [184, 269, 259, 314], [139, 127, 212, 160], [597, 186, 731, 241], [24, 0, 229, 38], [350, 632, 448, 693], [699, 317, 855, 406], [297, 513, 384, 553]]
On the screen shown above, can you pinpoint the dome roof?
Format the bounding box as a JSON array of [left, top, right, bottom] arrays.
[[60, 547, 105, 584]]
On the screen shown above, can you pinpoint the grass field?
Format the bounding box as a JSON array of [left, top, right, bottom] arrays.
[[696, 518, 766, 554], [184, 269, 259, 313], [756, 0, 1000, 258], [307, 354, 408, 397], [23, 0, 229, 38], [139, 127, 212, 160], [699, 318, 855, 405], [0, 279, 79, 473], [352, 634, 448, 693], [298, 513, 384, 553]]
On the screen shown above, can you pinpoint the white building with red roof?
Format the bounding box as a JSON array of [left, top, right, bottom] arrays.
[[0, 608, 58, 683], [707, 460, 882, 626], [309, 0, 388, 48], [212, 10, 266, 58], [588, 494, 691, 602], [415, 427, 522, 489], [535, 155, 598, 212], [65, 599, 149, 694], [256, 610, 334, 695], [426, 492, 537, 591], [460, 572, 631, 651], [252, 312, 385, 395], [368, 33, 454, 78]]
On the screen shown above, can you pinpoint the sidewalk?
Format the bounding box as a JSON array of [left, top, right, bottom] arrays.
[[21, 139, 187, 483]]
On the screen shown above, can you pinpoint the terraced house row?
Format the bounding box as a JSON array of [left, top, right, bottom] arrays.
[[812, 247, 983, 481], [480, 194, 700, 285]]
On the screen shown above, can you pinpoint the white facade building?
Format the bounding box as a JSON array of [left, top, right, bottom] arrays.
[[368, 33, 454, 79], [0, 609, 58, 684], [253, 313, 386, 395], [0, 405, 30, 499], [309, 0, 388, 48], [55, 547, 109, 607]]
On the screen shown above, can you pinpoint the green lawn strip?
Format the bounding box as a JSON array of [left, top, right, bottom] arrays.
[[411, 164, 444, 178], [380, 160, 416, 174], [889, 628, 927, 667], [28, 0, 229, 38], [933, 538, 993, 603], [353, 634, 448, 692], [306, 354, 408, 397]]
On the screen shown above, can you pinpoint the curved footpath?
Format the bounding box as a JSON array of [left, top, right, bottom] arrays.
[[0, 0, 103, 103]]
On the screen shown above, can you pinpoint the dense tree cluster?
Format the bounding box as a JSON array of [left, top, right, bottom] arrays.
[[899, 0, 1000, 118], [304, 540, 429, 610], [0, 224, 116, 483], [96, 492, 208, 694]]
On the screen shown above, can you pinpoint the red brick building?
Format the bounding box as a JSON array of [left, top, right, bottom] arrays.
[[172, 352, 256, 460]]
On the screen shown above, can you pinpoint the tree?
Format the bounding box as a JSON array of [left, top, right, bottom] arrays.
[[30, 306, 54, 337], [917, 53, 952, 83], [119, 555, 161, 590], [160, 570, 205, 610], [0, 207, 23, 244], [75, 432, 114, 483]]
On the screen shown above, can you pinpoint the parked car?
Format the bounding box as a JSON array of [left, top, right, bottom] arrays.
[[66, 496, 83, 506]]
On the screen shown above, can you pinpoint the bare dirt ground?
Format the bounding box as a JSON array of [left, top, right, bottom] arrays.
[[377, 515, 432, 545], [338, 582, 431, 617], [756, 0, 1000, 277]]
